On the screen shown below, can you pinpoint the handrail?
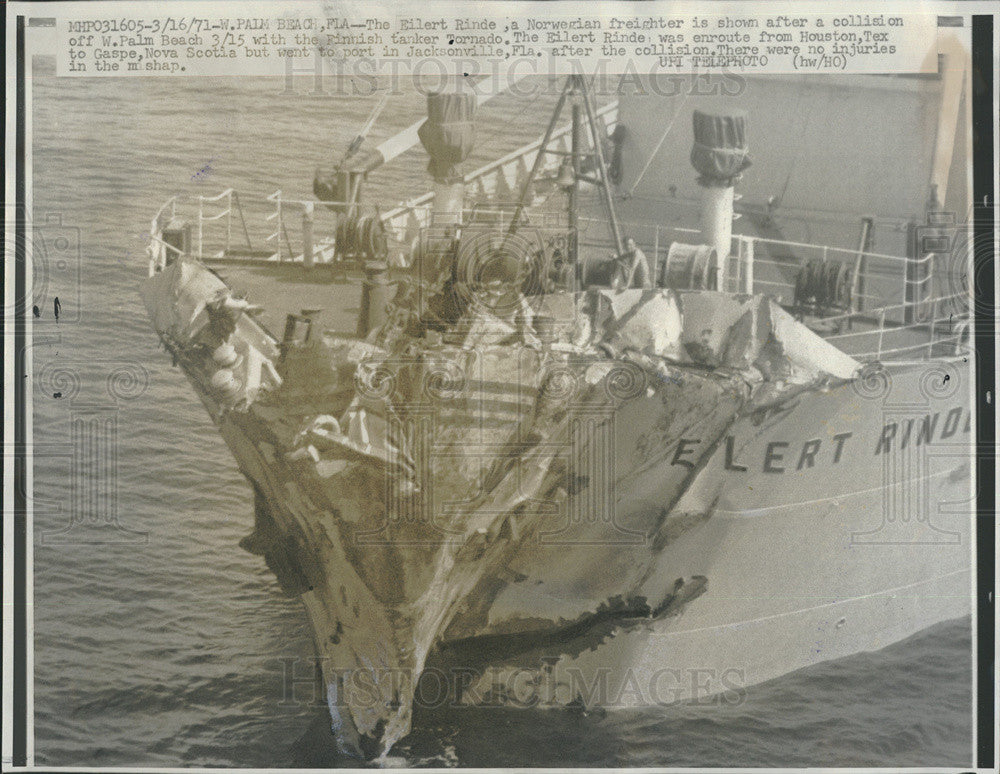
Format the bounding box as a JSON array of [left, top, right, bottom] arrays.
[[149, 233, 185, 255], [162, 191, 345, 212], [150, 190, 384, 265], [745, 234, 923, 266], [150, 189, 965, 288], [579, 217, 943, 273], [816, 291, 968, 328], [232, 191, 253, 251], [147, 187, 972, 355], [200, 187, 234, 203], [151, 195, 177, 230], [578, 216, 936, 267], [749, 255, 937, 273], [855, 334, 970, 360], [823, 312, 970, 343], [196, 190, 238, 260]]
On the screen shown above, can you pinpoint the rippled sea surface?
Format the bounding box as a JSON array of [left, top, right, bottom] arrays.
[[30, 65, 973, 768]]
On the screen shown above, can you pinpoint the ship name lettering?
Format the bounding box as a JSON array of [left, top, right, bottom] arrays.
[[796, 438, 821, 470], [763, 441, 789, 473], [399, 18, 447, 31], [546, 30, 597, 45], [454, 18, 495, 31], [671, 438, 700, 468], [832, 432, 852, 463], [712, 432, 860, 474], [724, 435, 747, 472], [875, 407, 966, 455]]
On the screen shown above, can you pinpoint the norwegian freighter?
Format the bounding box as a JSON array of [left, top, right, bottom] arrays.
[[142, 42, 974, 760]]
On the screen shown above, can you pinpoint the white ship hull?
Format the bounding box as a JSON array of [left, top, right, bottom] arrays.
[[182, 326, 971, 731], [140, 48, 975, 758], [338, 358, 974, 712]]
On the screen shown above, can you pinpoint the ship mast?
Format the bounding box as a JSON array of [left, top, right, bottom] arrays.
[[506, 75, 625, 267]]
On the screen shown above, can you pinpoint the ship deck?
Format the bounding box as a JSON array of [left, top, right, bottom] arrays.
[[204, 259, 365, 342], [192, 177, 969, 366], [204, 249, 966, 366], [574, 190, 968, 362]]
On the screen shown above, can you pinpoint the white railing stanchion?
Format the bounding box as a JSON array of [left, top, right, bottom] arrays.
[[653, 224, 659, 284], [265, 190, 282, 260], [302, 202, 314, 268], [197, 197, 204, 259], [226, 190, 233, 255], [876, 309, 887, 360], [233, 191, 252, 249], [276, 192, 282, 261]]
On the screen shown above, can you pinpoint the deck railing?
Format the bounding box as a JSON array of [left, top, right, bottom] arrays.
[[147, 79, 970, 364], [814, 292, 971, 360], [149, 192, 972, 365], [578, 218, 965, 321], [148, 190, 378, 270]]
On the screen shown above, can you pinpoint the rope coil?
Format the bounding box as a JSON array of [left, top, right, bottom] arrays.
[[336, 213, 388, 259], [794, 259, 852, 309]]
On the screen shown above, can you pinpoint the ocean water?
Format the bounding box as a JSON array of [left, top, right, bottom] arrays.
[[28, 66, 973, 768]]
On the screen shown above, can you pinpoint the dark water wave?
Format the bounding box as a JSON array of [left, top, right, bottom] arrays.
[[30, 66, 972, 767]]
